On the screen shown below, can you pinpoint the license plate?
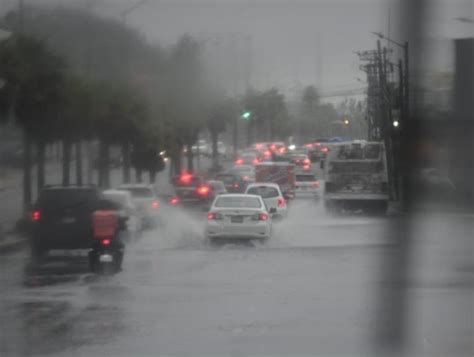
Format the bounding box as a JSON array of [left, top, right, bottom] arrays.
[[231, 216, 243, 223], [61, 216, 76, 224], [99, 254, 113, 263]]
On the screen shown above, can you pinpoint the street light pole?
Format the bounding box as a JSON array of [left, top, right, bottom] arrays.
[[371, 32, 409, 123]]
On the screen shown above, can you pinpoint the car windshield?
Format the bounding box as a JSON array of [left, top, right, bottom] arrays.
[[38, 189, 98, 210], [296, 174, 316, 182], [103, 193, 127, 207], [215, 196, 262, 208], [247, 186, 279, 199], [216, 175, 237, 184]]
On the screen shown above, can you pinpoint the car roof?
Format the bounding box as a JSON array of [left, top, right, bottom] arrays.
[[231, 165, 254, 170], [42, 185, 97, 191], [103, 189, 132, 197], [246, 182, 280, 189], [118, 183, 153, 189], [215, 193, 262, 199]]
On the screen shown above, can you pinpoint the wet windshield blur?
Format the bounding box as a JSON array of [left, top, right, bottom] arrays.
[[0, 1, 472, 356]]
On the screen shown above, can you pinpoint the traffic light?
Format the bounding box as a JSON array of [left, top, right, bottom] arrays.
[[241, 111, 251, 120], [393, 120, 400, 128]]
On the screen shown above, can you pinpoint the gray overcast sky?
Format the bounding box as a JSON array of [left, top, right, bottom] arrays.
[[1, 0, 472, 99], [123, 0, 392, 96]]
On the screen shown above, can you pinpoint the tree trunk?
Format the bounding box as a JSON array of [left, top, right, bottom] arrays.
[[98, 141, 110, 188], [36, 140, 46, 194], [186, 144, 194, 172], [122, 142, 131, 183], [75, 141, 83, 185], [97, 141, 108, 188], [173, 146, 182, 176], [135, 168, 143, 183], [62, 139, 72, 185], [232, 118, 238, 158], [22, 130, 32, 210], [246, 122, 252, 147], [211, 130, 219, 171], [149, 170, 156, 183]]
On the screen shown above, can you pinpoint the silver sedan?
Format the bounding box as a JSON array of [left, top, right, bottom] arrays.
[[205, 194, 274, 242]]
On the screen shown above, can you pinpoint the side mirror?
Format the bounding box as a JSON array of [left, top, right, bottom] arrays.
[[320, 160, 325, 170], [269, 208, 277, 214]]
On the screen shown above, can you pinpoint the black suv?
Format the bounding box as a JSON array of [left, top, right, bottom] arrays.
[[30, 185, 101, 258]]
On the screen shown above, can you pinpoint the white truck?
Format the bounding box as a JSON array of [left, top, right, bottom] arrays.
[[323, 141, 389, 213]]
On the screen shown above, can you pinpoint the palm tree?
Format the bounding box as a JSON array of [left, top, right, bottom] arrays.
[[0, 34, 65, 207]]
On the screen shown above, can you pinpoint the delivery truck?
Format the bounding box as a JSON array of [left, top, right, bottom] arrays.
[[255, 162, 295, 199]]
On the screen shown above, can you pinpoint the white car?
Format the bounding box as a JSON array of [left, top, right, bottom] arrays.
[[205, 194, 274, 242], [117, 184, 160, 229], [294, 173, 321, 199], [244, 183, 288, 218], [102, 190, 142, 241]]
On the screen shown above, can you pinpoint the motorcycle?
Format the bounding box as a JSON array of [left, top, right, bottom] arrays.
[[89, 209, 126, 275]]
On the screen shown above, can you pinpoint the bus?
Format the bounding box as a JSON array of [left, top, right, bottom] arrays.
[[323, 141, 389, 214]]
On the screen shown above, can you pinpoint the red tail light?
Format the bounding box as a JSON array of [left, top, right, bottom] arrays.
[[321, 147, 329, 153], [180, 172, 193, 184], [169, 197, 179, 205], [151, 200, 159, 209], [235, 159, 244, 165], [252, 158, 259, 165], [252, 213, 269, 221], [233, 183, 240, 188], [303, 159, 310, 165], [312, 181, 320, 188], [197, 185, 210, 196], [208, 212, 223, 220], [101, 239, 111, 246], [31, 210, 41, 222], [264, 150, 271, 157], [278, 198, 286, 208]]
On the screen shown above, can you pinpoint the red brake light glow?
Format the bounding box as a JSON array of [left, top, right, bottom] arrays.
[[259, 213, 268, 221], [278, 198, 286, 208], [304, 159, 310, 165], [170, 197, 180, 205], [252, 158, 259, 165], [321, 147, 329, 153], [264, 150, 271, 157], [31, 210, 41, 222], [151, 200, 159, 209], [180, 172, 193, 184], [101, 239, 111, 246], [208, 212, 223, 220], [197, 185, 210, 196], [235, 159, 244, 165]]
